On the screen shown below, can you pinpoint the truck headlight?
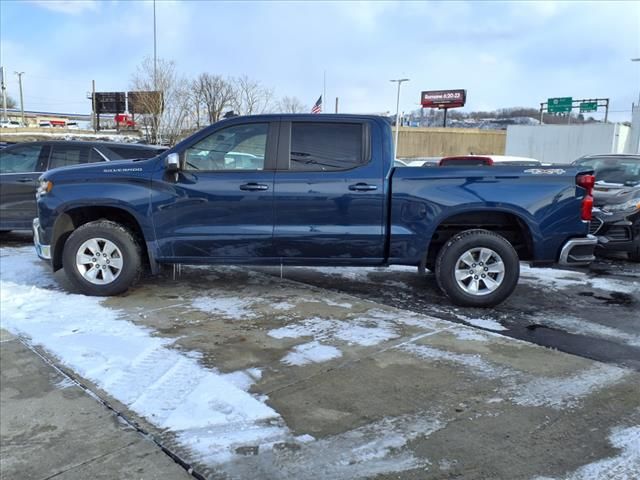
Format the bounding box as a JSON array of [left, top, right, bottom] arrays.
[[603, 198, 640, 213], [37, 179, 53, 196]]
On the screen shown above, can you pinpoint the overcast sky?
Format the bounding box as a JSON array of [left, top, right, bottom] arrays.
[[1, 0, 639, 121]]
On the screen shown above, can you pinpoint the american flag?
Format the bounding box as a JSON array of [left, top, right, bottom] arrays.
[[311, 95, 322, 114]]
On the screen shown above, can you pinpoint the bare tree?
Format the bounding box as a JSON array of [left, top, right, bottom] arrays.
[[231, 75, 273, 115], [275, 96, 307, 113], [5, 94, 16, 109], [193, 73, 235, 124], [130, 56, 191, 145]]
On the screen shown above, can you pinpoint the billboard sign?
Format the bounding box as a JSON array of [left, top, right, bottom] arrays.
[[128, 91, 163, 115], [94, 92, 126, 114], [421, 89, 466, 109]]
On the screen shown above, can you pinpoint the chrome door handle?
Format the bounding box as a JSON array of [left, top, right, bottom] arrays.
[[349, 183, 378, 191], [239, 183, 269, 191]]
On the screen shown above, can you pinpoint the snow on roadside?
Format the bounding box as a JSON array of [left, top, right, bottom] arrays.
[[534, 425, 640, 480], [0, 247, 290, 465]]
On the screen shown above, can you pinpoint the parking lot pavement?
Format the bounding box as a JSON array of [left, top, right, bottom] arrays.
[[0, 328, 191, 480], [1, 232, 640, 479], [259, 259, 640, 370]]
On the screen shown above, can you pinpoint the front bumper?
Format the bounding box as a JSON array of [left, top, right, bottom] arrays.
[[558, 234, 597, 266], [33, 218, 51, 260]]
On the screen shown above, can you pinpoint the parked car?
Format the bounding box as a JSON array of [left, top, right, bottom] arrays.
[[572, 154, 640, 261], [439, 155, 541, 167], [0, 120, 21, 128], [0, 141, 166, 232], [34, 115, 597, 307]]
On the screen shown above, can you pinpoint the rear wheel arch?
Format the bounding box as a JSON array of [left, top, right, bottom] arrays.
[[52, 206, 150, 272], [422, 210, 534, 271]]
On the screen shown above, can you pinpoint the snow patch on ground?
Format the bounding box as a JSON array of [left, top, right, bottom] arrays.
[[531, 314, 640, 347], [281, 341, 342, 366], [534, 425, 640, 480], [225, 412, 445, 480], [0, 248, 289, 465], [507, 364, 629, 410], [192, 296, 257, 319], [521, 265, 640, 294], [269, 315, 399, 348], [459, 317, 507, 331], [401, 344, 511, 379]]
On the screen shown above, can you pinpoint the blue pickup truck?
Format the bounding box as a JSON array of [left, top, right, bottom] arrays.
[[33, 114, 597, 307]]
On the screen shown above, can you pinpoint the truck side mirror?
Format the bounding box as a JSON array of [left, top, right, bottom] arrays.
[[165, 153, 180, 173]]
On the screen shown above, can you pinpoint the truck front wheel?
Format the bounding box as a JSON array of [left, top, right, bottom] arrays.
[[435, 229, 519, 307], [62, 220, 142, 296]]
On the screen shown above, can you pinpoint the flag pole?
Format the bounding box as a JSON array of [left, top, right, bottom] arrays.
[[323, 70, 326, 113]]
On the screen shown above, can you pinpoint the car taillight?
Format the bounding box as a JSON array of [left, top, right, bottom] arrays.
[[577, 174, 595, 221], [581, 195, 593, 221]]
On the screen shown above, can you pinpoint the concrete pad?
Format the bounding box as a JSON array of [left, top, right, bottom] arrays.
[[0, 337, 190, 480]]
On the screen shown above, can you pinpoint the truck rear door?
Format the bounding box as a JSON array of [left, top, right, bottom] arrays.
[[273, 119, 385, 263]]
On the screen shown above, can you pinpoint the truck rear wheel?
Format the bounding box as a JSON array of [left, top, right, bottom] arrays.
[[435, 229, 519, 307], [62, 220, 142, 296]]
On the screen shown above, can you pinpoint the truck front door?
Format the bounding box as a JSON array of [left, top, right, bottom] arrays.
[[273, 120, 386, 263], [157, 121, 278, 260]]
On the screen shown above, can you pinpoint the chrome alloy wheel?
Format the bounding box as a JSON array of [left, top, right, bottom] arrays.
[[454, 247, 505, 296], [75, 238, 123, 285]]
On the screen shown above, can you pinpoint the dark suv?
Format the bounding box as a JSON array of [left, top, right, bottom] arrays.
[[0, 141, 166, 232]]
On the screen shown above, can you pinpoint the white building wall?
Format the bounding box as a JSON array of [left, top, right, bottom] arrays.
[[505, 124, 633, 164]]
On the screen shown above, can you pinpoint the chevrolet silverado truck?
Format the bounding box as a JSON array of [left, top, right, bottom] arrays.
[[33, 114, 597, 307]]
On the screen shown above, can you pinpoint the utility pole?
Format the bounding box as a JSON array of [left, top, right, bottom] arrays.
[[323, 70, 326, 114], [91, 80, 97, 132], [0, 67, 7, 122], [335, 97, 339, 114], [14, 71, 25, 127], [390, 78, 409, 160]]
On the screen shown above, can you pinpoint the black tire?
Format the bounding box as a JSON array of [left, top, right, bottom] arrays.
[[62, 220, 142, 296], [435, 229, 519, 307]]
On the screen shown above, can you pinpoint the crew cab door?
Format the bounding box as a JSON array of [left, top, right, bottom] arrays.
[[0, 144, 49, 229], [273, 120, 385, 262], [155, 121, 278, 259]]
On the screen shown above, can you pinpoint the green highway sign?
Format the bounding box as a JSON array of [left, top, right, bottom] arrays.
[[580, 101, 598, 113], [547, 97, 573, 113]]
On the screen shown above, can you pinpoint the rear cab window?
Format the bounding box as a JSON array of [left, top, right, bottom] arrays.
[[289, 122, 365, 171]]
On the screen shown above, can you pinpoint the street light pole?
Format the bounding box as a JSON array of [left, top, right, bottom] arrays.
[[0, 67, 7, 122], [632, 58, 640, 104], [390, 78, 409, 160], [14, 71, 25, 127]]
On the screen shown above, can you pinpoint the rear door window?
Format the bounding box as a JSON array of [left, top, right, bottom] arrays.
[[0, 145, 44, 173], [289, 123, 364, 171], [101, 146, 162, 160], [49, 145, 90, 169]]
